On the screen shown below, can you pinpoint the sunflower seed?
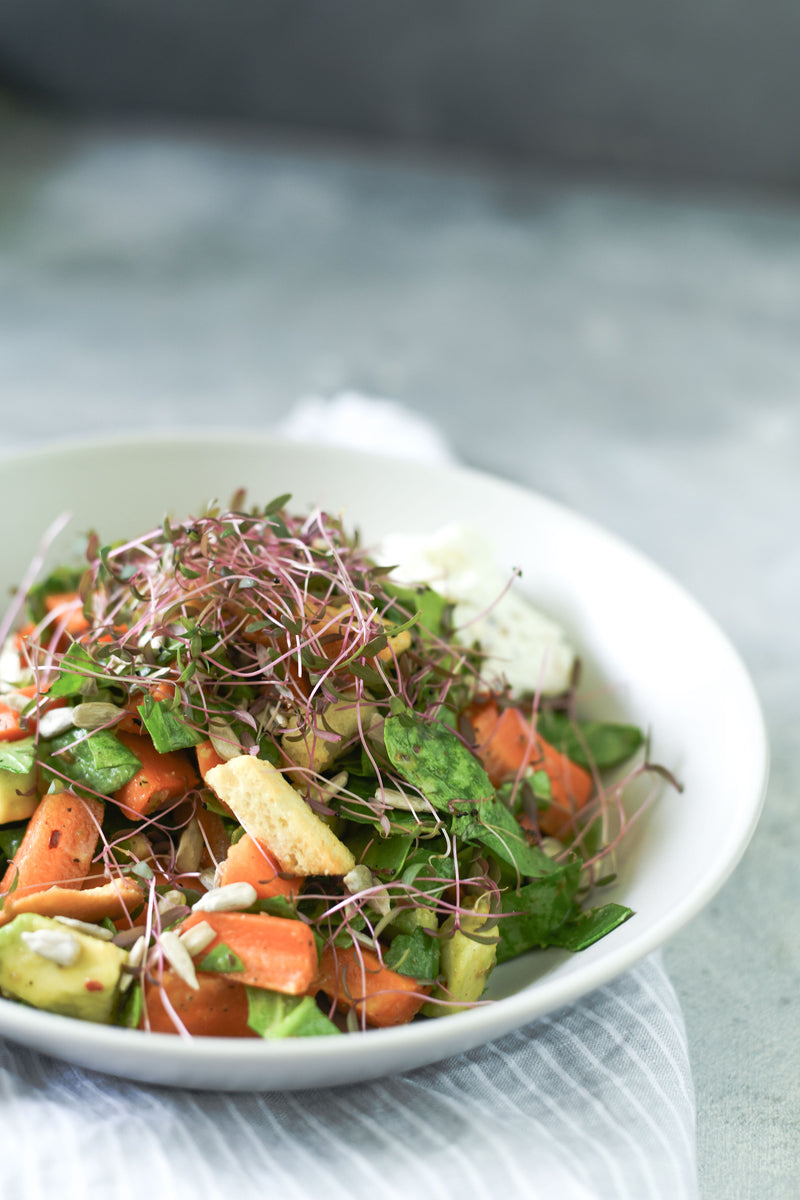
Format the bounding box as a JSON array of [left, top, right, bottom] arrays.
[[175, 819, 204, 874], [37, 706, 77, 739], [192, 882, 257, 913], [53, 916, 114, 941], [344, 865, 373, 894], [208, 717, 242, 761], [179, 921, 216, 957], [157, 889, 186, 915], [72, 701, 125, 730], [159, 930, 199, 989]]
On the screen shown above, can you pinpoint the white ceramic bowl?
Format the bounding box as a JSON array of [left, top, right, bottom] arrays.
[[0, 434, 768, 1090]]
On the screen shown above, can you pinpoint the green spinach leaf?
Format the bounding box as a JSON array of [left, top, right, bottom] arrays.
[[384, 711, 492, 811], [495, 860, 582, 962], [452, 798, 560, 878], [48, 642, 100, 699], [197, 942, 245, 973], [535, 712, 645, 770], [246, 989, 341, 1038], [137, 695, 204, 754], [47, 728, 141, 794], [0, 737, 37, 775], [545, 902, 633, 951], [384, 926, 440, 980]]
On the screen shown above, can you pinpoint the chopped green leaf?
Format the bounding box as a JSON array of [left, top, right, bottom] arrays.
[[350, 831, 414, 876], [246, 988, 341, 1038], [495, 860, 582, 962], [384, 711, 492, 811], [0, 826, 26, 863], [545, 902, 634, 951], [0, 737, 37, 775], [47, 728, 141, 794], [137, 695, 204, 754], [384, 926, 440, 980], [384, 581, 450, 639], [197, 942, 245, 973], [452, 798, 561, 878], [48, 642, 99, 699], [116, 980, 144, 1028], [535, 712, 645, 770]]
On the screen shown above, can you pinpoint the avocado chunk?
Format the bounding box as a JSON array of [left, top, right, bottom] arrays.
[[422, 894, 498, 1017], [0, 740, 38, 824], [0, 913, 128, 1023]]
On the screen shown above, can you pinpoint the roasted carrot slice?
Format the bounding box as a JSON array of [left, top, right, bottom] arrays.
[[5, 876, 145, 923], [141, 967, 257, 1037], [315, 944, 429, 1027], [112, 732, 198, 817], [44, 591, 89, 637], [468, 696, 594, 839], [195, 739, 227, 783], [180, 910, 317, 995], [0, 704, 28, 743], [0, 792, 104, 923], [0, 685, 66, 742], [217, 833, 303, 900]]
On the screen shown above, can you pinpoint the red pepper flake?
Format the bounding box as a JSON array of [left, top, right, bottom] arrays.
[[48, 830, 62, 849], [84, 980, 104, 992]]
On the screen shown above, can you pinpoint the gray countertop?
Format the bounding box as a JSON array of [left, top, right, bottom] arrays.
[[1, 115, 797, 1198]]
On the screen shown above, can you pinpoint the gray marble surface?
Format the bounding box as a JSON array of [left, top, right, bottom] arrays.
[[1, 116, 797, 1198]]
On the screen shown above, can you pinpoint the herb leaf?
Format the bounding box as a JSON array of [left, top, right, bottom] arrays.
[[246, 989, 341, 1038], [384, 711, 492, 811], [495, 860, 583, 962], [197, 942, 245, 973], [137, 695, 204, 754], [47, 729, 141, 794], [0, 737, 37, 775], [453, 798, 561, 878], [384, 927, 440, 980], [535, 712, 645, 770], [48, 643, 99, 699], [545, 902, 634, 951]]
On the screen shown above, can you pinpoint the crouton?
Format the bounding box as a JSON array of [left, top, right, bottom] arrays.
[[205, 756, 355, 877]]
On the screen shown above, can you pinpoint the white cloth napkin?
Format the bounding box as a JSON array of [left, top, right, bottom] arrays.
[[0, 397, 698, 1200]]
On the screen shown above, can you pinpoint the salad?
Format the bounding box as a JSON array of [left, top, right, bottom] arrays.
[[0, 494, 659, 1038]]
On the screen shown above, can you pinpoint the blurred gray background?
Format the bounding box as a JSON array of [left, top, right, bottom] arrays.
[[0, 0, 799, 191], [1, 6, 799, 1199]]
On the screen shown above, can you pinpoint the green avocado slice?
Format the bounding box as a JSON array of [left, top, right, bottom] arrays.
[[0, 913, 128, 1023]]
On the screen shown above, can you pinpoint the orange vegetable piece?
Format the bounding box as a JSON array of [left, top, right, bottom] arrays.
[[0, 703, 28, 742], [315, 944, 429, 1027], [195, 739, 227, 783], [44, 591, 89, 637], [4, 876, 145, 923], [217, 833, 303, 900], [112, 732, 199, 817], [0, 685, 66, 742], [467, 696, 594, 839], [180, 910, 317, 995], [141, 968, 257, 1037], [0, 792, 104, 922]]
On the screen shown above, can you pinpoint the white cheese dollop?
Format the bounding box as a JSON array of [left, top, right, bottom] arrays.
[[377, 523, 575, 696]]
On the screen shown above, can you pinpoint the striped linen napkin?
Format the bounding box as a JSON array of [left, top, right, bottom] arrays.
[[0, 952, 696, 1199], [0, 397, 698, 1199]]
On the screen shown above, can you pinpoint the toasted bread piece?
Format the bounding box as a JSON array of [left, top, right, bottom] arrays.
[[205, 756, 354, 877]]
